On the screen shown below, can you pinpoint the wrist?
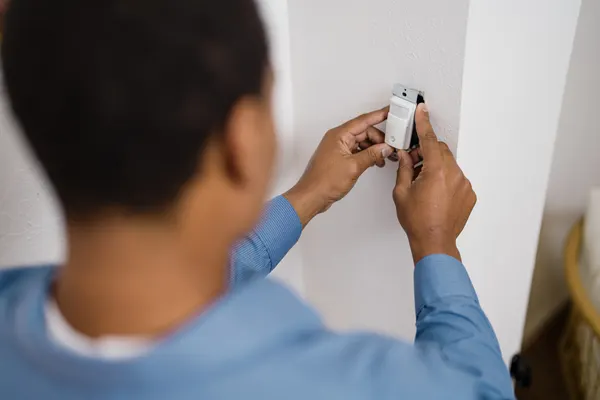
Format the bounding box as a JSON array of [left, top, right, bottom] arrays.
[[283, 184, 326, 228], [408, 237, 461, 264]]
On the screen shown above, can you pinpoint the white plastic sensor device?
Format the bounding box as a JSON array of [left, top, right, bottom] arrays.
[[385, 84, 425, 150]]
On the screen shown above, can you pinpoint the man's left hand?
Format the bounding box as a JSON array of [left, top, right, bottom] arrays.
[[284, 107, 394, 227]]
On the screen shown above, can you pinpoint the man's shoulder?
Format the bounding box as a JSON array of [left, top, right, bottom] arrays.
[[0, 265, 54, 291], [0, 265, 55, 320]]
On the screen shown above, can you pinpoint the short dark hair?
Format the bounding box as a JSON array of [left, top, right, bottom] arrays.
[[2, 0, 268, 217]]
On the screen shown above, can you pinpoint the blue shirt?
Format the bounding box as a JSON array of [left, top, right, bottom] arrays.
[[0, 196, 514, 399]]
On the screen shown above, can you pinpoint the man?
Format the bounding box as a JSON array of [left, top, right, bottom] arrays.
[[0, 0, 514, 398]]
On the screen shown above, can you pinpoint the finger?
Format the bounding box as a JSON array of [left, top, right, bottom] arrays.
[[415, 104, 442, 165], [352, 143, 393, 176], [356, 126, 386, 155], [354, 126, 385, 144], [358, 140, 371, 152], [413, 164, 423, 179], [366, 126, 385, 144], [409, 148, 421, 164], [341, 107, 389, 136], [439, 141, 454, 159], [395, 150, 415, 192]]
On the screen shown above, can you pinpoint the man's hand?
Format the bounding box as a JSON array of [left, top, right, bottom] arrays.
[[393, 104, 476, 264], [285, 107, 394, 227]]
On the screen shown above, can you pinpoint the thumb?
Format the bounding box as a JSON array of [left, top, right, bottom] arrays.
[[352, 144, 393, 175], [395, 150, 415, 193]]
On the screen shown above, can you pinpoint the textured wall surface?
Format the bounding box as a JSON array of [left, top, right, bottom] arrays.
[[255, 0, 305, 294], [456, 0, 581, 361], [287, 0, 469, 338], [524, 0, 599, 342], [0, 74, 65, 269]]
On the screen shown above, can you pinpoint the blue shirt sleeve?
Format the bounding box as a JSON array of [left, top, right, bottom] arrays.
[[409, 255, 514, 398], [228, 201, 514, 397], [296, 255, 514, 399], [229, 196, 302, 287]]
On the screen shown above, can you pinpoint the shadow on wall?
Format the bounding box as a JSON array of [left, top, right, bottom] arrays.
[[523, 0, 600, 344], [523, 212, 579, 342]]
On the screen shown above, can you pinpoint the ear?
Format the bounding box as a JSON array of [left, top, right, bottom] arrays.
[[222, 95, 264, 187]]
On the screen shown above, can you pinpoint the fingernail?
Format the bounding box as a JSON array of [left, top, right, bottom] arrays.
[[382, 147, 393, 158], [421, 104, 429, 113]]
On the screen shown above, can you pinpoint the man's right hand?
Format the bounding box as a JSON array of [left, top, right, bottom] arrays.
[[393, 104, 476, 264]]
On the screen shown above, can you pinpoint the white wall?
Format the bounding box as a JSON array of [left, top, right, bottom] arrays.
[[288, 0, 582, 363], [287, 0, 470, 339], [0, 73, 64, 269], [456, 0, 581, 360], [523, 0, 600, 342], [255, 0, 305, 294]]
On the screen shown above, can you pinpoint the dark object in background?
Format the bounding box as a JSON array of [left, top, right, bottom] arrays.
[[511, 354, 533, 389]]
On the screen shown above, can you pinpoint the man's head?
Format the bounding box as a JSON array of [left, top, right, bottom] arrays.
[[1, 0, 275, 242]]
